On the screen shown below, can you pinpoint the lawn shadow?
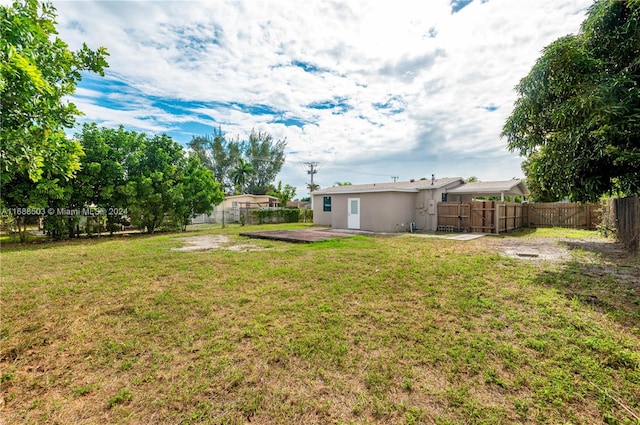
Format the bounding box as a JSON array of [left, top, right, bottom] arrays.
[[498, 227, 538, 238], [535, 238, 639, 333], [0, 230, 161, 253]]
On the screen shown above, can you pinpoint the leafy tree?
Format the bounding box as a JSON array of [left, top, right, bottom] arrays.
[[245, 129, 287, 195], [72, 124, 144, 233], [0, 0, 108, 241], [0, 0, 109, 184], [215, 136, 243, 194], [173, 153, 224, 231], [502, 0, 640, 202], [187, 135, 214, 171], [333, 181, 352, 186], [189, 129, 242, 194], [229, 158, 255, 195], [126, 134, 186, 234], [519, 156, 560, 202], [465, 176, 479, 183], [267, 181, 296, 206], [190, 128, 286, 195], [1, 131, 76, 241]]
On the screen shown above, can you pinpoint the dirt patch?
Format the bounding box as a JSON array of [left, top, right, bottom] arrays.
[[171, 235, 266, 252], [241, 228, 357, 242], [482, 237, 573, 262], [481, 236, 640, 286]]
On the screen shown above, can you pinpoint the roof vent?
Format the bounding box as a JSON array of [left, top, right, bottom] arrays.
[[410, 179, 415, 182]]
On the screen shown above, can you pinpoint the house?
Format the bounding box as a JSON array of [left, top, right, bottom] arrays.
[[287, 200, 311, 209], [191, 194, 280, 224], [218, 194, 280, 210], [312, 178, 528, 233], [312, 177, 464, 232]]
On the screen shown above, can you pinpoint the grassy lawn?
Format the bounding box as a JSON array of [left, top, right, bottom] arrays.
[[1, 224, 638, 424]]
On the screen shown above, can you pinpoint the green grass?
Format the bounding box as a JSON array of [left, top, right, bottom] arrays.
[[1, 224, 639, 424], [497, 226, 600, 239]]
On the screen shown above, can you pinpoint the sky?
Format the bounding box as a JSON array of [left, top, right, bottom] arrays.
[[49, 0, 593, 198]]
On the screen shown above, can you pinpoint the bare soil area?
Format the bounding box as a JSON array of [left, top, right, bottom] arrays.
[[480, 235, 639, 330], [482, 235, 639, 284], [171, 234, 266, 252]]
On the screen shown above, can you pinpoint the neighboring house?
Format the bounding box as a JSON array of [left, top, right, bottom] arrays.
[[445, 180, 529, 202], [287, 200, 311, 209], [313, 177, 464, 232], [312, 177, 528, 233], [218, 194, 280, 210], [191, 194, 280, 224]]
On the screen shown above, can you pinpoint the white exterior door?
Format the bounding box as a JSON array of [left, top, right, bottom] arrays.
[[348, 198, 360, 229]]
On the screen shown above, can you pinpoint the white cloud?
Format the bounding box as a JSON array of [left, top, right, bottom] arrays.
[[50, 0, 592, 196]]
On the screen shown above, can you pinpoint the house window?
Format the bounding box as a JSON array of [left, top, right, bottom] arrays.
[[441, 193, 448, 202], [323, 196, 332, 212], [232, 201, 238, 207]]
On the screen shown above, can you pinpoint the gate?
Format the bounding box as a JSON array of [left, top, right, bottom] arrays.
[[524, 203, 599, 229]]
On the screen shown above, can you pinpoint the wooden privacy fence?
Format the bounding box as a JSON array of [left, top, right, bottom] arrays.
[[437, 201, 602, 233], [604, 195, 639, 254], [437, 201, 523, 234], [523, 203, 600, 229]]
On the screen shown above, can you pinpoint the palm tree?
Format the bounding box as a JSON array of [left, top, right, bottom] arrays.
[[307, 182, 320, 192], [229, 159, 255, 194]]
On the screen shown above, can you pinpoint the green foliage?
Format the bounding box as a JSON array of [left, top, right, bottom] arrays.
[[73, 123, 143, 233], [108, 389, 132, 408], [0, 0, 108, 241], [245, 129, 287, 195], [72, 125, 224, 235], [267, 181, 296, 206], [1, 131, 78, 241], [502, 0, 640, 202], [125, 134, 186, 234], [173, 153, 224, 231], [188, 128, 286, 195], [229, 158, 255, 195], [0, 0, 109, 184], [4, 121, 226, 239], [251, 208, 300, 224], [300, 207, 313, 222]]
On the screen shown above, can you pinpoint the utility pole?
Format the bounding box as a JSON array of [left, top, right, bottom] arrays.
[[391, 176, 399, 182], [304, 162, 318, 191], [304, 162, 318, 210]]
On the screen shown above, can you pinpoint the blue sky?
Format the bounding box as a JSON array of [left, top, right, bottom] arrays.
[[50, 0, 592, 197]]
